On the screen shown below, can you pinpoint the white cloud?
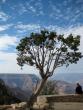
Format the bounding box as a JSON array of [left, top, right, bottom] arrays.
[[0, 34, 39, 74], [28, 6, 36, 13], [18, 4, 28, 15], [23, 0, 44, 16], [76, 0, 83, 4], [0, 24, 12, 31], [15, 23, 41, 33], [56, 58, 83, 74], [2, 0, 6, 3], [48, 0, 83, 25], [46, 25, 83, 53], [0, 52, 38, 74], [0, 11, 9, 21], [0, 34, 18, 50]]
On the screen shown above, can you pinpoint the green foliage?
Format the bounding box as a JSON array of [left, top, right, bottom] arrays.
[[16, 30, 82, 78]]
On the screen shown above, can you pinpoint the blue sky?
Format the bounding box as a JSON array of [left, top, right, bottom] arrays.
[[0, 0, 83, 74]]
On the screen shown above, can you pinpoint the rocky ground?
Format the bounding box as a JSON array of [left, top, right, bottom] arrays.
[[1, 102, 83, 110], [0, 95, 83, 110], [0, 102, 29, 110]]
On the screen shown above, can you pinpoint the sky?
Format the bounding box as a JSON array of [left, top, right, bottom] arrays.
[[0, 0, 83, 74]]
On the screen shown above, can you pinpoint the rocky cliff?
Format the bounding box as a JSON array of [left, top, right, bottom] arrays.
[[0, 79, 21, 104]]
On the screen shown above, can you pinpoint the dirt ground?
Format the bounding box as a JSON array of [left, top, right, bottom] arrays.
[[50, 102, 83, 110]]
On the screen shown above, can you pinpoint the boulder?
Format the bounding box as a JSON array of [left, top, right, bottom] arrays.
[[33, 96, 49, 109], [11, 102, 27, 110]]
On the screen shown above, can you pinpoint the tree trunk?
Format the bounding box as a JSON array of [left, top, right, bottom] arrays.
[[28, 77, 48, 108]]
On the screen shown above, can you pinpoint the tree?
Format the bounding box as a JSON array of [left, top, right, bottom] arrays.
[[16, 30, 82, 107]]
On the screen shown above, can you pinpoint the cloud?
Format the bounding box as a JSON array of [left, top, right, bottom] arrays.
[[75, 0, 83, 4], [27, 5, 36, 13], [25, 2, 37, 15], [16, 0, 44, 16], [2, 0, 6, 3], [0, 34, 18, 51], [49, 1, 61, 14], [0, 24, 12, 31], [0, 34, 38, 74], [48, 0, 83, 25], [46, 24, 83, 53], [17, 4, 28, 15], [0, 11, 9, 21], [15, 23, 41, 33], [33, 0, 44, 16], [12, 3, 36, 15], [0, 51, 38, 74], [56, 58, 83, 74]]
